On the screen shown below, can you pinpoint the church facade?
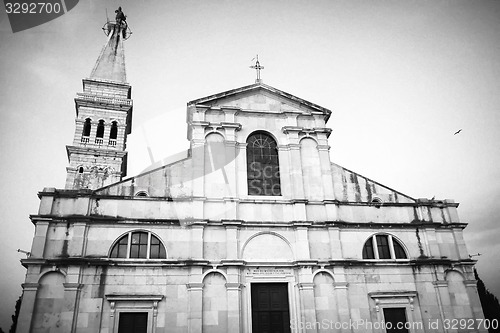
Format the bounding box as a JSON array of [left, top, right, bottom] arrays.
[[17, 23, 486, 333]]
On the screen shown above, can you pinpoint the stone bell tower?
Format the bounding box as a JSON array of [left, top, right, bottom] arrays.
[[65, 20, 133, 190]]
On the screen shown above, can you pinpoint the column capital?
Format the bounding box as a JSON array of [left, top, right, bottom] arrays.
[[464, 280, 478, 287], [333, 281, 349, 289], [298, 282, 314, 290], [21, 283, 40, 291], [225, 283, 244, 291], [186, 283, 204, 291], [433, 280, 448, 287], [63, 283, 84, 291]]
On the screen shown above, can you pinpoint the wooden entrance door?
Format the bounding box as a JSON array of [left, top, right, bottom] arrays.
[[251, 283, 290, 333]]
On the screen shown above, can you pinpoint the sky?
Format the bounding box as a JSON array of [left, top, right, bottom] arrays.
[[1, 0, 500, 329]]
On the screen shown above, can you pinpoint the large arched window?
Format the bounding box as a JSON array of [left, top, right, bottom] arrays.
[[110, 231, 166, 259], [362, 234, 407, 260], [246, 132, 281, 196]]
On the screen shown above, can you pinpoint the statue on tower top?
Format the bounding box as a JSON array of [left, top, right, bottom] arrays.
[[108, 6, 128, 39], [115, 7, 126, 26], [102, 7, 132, 39]]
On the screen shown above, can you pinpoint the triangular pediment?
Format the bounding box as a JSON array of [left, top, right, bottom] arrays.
[[188, 83, 332, 120]]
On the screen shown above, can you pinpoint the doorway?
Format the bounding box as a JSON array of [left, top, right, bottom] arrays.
[[251, 283, 291, 333]]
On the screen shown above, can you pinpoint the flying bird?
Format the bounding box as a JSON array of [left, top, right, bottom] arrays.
[[454, 129, 462, 135]]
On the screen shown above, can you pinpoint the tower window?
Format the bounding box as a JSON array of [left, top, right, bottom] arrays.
[[82, 118, 91, 137], [246, 132, 281, 196], [110, 231, 166, 259], [96, 120, 105, 138], [78, 167, 84, 174], [110, 121, 118, 139], [362, 234, 407, 260]]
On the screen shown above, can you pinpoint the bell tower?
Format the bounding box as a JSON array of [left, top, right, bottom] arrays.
[[65, 20, 133, 190]]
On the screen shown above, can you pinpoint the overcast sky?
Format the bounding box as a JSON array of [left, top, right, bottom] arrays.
[[1, 0, 499, 329]]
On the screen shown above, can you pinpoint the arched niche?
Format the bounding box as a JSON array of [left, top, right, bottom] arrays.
[[202, 272, 228, 332], [32, 271, 67, 331], [242, 232, 293, 261]]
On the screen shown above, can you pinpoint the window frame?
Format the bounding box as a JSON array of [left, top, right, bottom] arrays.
[[246, 131, 282, 197], [106, 295, 163, 333], [362, 233, 408, 260], [369, 292, 419, 333], [109, 231, 166, 260]]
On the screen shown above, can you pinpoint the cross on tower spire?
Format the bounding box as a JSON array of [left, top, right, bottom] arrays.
[[250, 55, 264, 84]]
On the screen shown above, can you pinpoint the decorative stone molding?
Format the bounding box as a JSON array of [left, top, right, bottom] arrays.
[[282, 126, 302, 134], [63, 283, 83, 291], [369, 291, 417, 312], [298, 283, 315, 290], [225, 283, 244, 291], [433, 280, 448, 287], [220, 122, 242, 130], [464, 280, 478, 287], [186, 220, 208, 228], [294, 260, 318, 267], [105, 294, 163, 330], [220, 259, 246, 266], [292, 221, 312, 228], [333, 282, 349, 289], [186, 283, 204, 291], [106, 295, 164, 302], [221, 220, 243, 227], [21, 283, 40, 291]]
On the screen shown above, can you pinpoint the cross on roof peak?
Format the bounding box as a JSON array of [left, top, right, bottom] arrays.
[[250, 55, 264, 84]]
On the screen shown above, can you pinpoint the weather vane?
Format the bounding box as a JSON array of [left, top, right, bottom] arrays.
[[250, 55, 264, 83]]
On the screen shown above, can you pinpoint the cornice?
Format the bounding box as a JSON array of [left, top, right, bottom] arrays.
[[20, 257, 475, 270], [66, 145, 128, 157], [27, 213, 468, 230]]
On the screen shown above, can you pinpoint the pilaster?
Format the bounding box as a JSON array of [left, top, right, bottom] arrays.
[[30, 220, 50, 258], [297, 267, 317, 333], [226, 276, 243, 333], [189, 223, 205, 259], [186, 278, 204, 333], [16, 283, 40, 333], [464, 280, 488, 332], [328, 227, 342, 259]]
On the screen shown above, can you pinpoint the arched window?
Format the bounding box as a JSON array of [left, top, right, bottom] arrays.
[[246, 132, 281, 196], [82, 118, 91, 137], [362, 234, 407, 260], [78, 166, 84, 174], [110, 231, 166, 259], [110, 121, 118, 140], [96, 120, 105, 138]]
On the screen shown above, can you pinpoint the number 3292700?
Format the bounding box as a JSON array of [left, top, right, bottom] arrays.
[[5, 2, 62, 14]]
